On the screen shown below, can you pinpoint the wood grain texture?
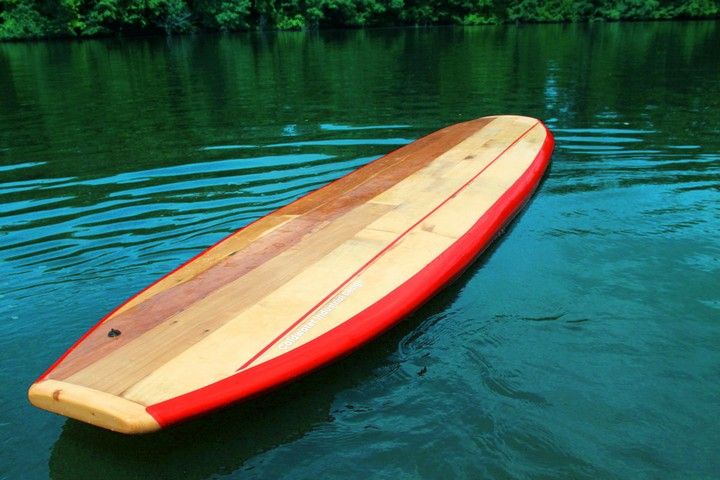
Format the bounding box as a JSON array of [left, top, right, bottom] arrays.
[[47, 117, 492, 381], [31, 115, 550, 429]]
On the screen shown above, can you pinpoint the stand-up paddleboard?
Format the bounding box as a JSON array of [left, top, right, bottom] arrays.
[[29, 115, 554, 433]]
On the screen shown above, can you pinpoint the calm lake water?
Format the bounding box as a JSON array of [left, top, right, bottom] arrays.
[[1, 21, 719, 479]]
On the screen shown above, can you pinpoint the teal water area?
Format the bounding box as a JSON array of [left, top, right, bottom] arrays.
[[1, 21, 719, 479]]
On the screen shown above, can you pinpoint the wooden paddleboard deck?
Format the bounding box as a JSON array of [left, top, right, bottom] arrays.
[[29, 115, 554, 433]]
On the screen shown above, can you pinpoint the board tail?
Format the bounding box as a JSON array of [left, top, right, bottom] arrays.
[[28, 380, 160, 434]]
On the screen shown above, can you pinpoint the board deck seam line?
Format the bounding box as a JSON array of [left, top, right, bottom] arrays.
[[236, 121, 540, 371]]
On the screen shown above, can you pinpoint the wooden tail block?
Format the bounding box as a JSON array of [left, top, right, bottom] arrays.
[[28, 380, 159, 434]]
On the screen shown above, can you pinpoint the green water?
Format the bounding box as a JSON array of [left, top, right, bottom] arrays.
[[1, 22, 719, 479]]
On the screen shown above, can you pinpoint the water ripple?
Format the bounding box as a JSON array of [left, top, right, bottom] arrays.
[[320, 123, 411, 131], [267, 138, 413, 147], [0, 161, 46, 172], [199, 144, 258, 151]]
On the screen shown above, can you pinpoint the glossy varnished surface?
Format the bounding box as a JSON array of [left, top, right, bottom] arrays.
[[30, 115, 549, 429]]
